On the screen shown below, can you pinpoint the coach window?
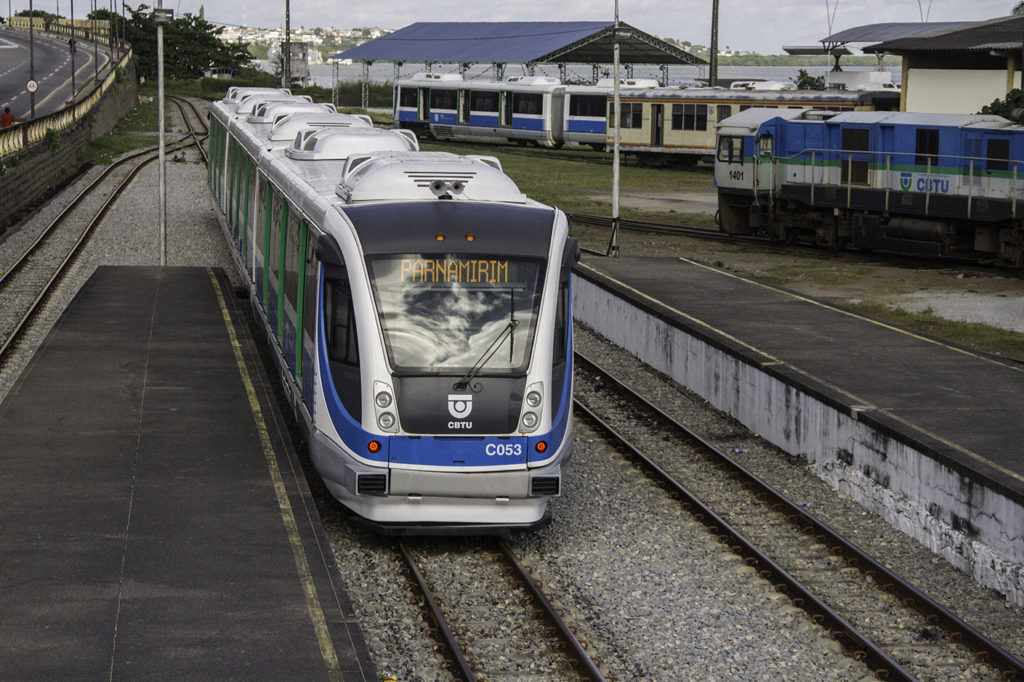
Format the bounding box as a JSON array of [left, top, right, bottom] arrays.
[[514, 93, 543, 115], [285, 209, 302, 372], [470, 90, 499, 112], [915, 128, 939, 166], [569, 94, 605, 117], [682, 103, 708, 131], [717, 105, 732, 123], [399, 86, 418, 109], [430, 88, 456, 111], [301, 228, 318, 389], [612, 102, 642, 129]]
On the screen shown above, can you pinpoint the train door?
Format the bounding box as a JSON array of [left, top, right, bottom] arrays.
[[458, 89, 470, 124], [500, 90, 513, 127], [984, 134, 1011, 198], [755, 133, 774, 192], [417, 87, 431, 122], [650, 104, 664, 147], [840, 127, 871, 185]]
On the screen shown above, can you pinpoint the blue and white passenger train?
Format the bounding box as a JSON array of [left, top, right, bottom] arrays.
[[394, 73, 900, 162], [715, 109, 1024, 268], [209, 87, 578, 532]]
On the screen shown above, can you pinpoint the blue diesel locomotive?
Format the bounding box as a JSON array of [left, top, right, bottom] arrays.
[[209, 88, 578, 533], [715, 109, 1024, 268]]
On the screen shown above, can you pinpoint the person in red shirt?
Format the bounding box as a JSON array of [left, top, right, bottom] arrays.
[[1, 107, 14, 127]]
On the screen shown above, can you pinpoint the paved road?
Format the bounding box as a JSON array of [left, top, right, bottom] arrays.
[[0, 28, 108, 121]]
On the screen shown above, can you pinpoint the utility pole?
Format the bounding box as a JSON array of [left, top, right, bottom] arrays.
[[609, 0, 628, 257], [709, 0, 719, 87]]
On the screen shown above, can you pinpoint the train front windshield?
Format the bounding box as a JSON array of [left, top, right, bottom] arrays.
[[367, 255, 544, 375]]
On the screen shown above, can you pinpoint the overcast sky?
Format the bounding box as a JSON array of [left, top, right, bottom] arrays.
[[11, 0, 1019, 55]]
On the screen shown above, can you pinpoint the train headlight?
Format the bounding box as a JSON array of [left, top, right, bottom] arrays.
[[522, 412, 538, 430], [378, 412, 396, 430], [525, 390, 542, 408], [375, 391, 392, 408]]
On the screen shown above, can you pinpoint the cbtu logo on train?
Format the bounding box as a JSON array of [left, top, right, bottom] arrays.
[[900, 172, 949, 193]]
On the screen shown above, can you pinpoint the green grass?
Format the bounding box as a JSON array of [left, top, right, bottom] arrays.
[[844, 301, 1024, 360], [419, 140, 713, 223]]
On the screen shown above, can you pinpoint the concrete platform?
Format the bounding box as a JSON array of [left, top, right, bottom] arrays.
[[0, 266, 374, 679], [573, 255, 1024, 604]]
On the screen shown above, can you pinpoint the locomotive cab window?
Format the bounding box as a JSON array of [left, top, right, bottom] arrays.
[[717, 136, 743, 164], [915, 128, 939, 166], [323, 266, 359, 367], [366, 255, 544, 375]]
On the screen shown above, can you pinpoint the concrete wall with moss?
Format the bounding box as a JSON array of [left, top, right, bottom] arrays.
[[0, 59, 139, 230]]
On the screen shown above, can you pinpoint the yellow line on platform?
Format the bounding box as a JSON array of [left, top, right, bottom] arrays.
[[577, 260, 1024, 485], [207, 268, 340, 675]]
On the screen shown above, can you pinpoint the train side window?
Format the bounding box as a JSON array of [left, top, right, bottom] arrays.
[[514, 93, 543, 115], [758, 134, 773, 157], [398, 87, 417, 108], [683, 104, 708, 131], [614, 103, 642, 129], [987, 138, 1009, 172], [717, 105, 732, 123], [671, 104, 683, 130], [470, 90, 498, 112], [569, 94, 605, 117], [324, 268, 359, 366], [301, 230, 318, 377], [915, 128, 939, 166], [717, 136, 743, 164], [430, 88, 456, 110]]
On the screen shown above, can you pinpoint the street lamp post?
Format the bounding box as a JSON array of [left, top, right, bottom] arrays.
[[154, 4, 173, 266], [70, 0, 75, 104], [29, 0, 35, 118]]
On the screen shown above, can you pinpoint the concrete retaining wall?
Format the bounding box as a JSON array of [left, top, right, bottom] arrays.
[[574, 273, 1024, 605]]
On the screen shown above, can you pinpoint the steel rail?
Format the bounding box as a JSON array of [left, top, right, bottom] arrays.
[[0, 153, 161, 364], [0, 135, 194, 296], [575, 349, 1024, 680], [396, 541, 477, 682], [497, 540, 606, 681], [571, 397, 914, 681]]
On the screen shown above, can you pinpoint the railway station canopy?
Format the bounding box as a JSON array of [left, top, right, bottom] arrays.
[[783, 21, 972, 57], [332, 21, 704, 66]]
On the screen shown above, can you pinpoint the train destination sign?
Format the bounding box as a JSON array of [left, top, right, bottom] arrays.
[[401, 258, 510, 284]]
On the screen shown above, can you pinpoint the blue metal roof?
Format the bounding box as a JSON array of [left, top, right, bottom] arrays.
[[332, 21, 703, 65]]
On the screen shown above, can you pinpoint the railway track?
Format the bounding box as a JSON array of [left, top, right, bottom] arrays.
[[397, 538, 605, 681], [0, 97, 205, 367], [573, 349, 1024, 681]]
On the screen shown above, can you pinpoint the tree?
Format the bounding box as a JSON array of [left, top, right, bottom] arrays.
[[979, 88, 1024, 120], [1014, 1, 1024, 15], [792, 68, 826, 90], [115, 4, 253, 80]]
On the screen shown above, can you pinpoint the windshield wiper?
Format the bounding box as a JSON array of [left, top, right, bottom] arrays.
[[454, 290, 517, 391]]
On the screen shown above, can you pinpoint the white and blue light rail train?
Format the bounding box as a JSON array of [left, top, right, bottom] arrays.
[[394, 73, 900, 162], [714, 108, 1024, 268], [209, 88, 578, 533]]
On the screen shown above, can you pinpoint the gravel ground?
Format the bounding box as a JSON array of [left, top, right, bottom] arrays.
[[1, 119, 1021, 680]]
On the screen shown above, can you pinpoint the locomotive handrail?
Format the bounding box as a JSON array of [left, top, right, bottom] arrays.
[[765, 146, 1024, 215]]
